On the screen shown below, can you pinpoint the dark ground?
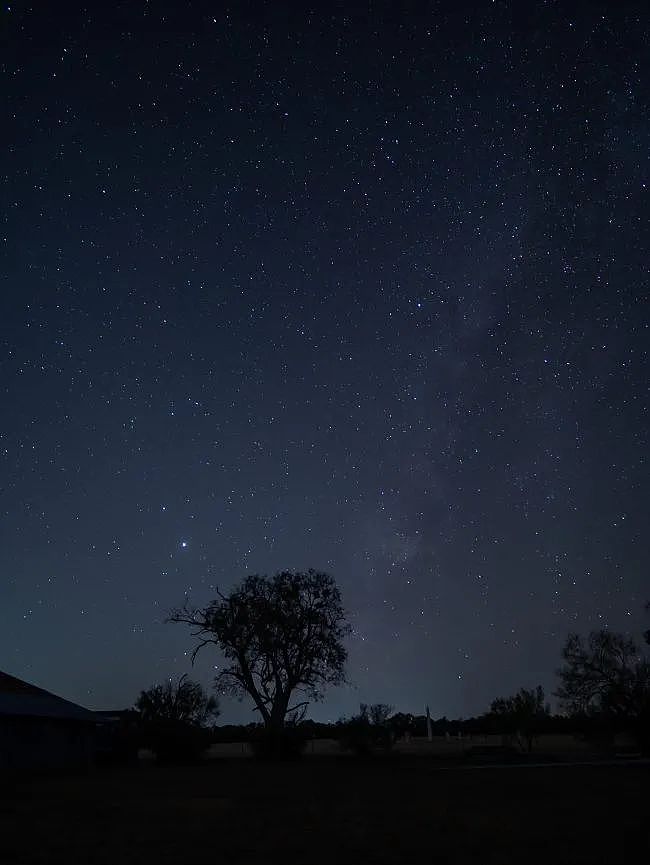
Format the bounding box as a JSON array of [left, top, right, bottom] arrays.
[[1, 757, 647, 864]]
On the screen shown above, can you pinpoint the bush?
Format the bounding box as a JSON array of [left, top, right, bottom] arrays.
[[249, 726, 308, 761], [141, 719, 213, 764], [338, 714, 374, 756], [338, 704, 397, 756]]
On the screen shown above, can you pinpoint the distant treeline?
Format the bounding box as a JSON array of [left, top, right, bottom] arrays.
[[210, 712, 606, 744]]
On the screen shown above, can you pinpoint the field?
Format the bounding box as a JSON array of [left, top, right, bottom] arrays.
[[2, 756, 647, 864], [204, 732, 604, 759]]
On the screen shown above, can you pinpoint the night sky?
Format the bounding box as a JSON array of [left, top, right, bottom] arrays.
[[2, 1, 648, 723]]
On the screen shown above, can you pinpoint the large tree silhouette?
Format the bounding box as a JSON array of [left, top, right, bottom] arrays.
[[169, 569, 349, 732]]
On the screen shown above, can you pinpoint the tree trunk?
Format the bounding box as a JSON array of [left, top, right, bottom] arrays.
[[269, 692, 289, 731], [256, 693, 293, 759]]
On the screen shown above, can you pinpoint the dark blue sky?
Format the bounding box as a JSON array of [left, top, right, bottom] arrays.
[[1, 0, 647, 722]]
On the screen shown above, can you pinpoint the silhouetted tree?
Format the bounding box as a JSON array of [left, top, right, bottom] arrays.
[[389, 711, 417, 739], [490, 686, 549, 752], [169, 570, 349, 743], [365, 702, 394, 726], [555, 630, 650, 725], [136, 675, 219, 725], [339, 702, 396, 754], [136, 675, 219, 762]]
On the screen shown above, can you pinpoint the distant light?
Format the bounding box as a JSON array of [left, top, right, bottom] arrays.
[[180, 540, 188, 548]]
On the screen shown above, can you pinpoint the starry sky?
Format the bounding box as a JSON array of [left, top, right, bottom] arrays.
[[1, 0, 648, 723]]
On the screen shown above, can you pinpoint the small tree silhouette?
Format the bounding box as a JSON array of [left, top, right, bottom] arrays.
[[490, 686, 548, 752], [339, 702, 396, 755], [136, 675, 219, 725], [136, 675, 219, 762]]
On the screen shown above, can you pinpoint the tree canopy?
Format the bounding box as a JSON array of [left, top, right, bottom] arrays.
[[135, 675, 219, 762], [490, 686, 547, 721], [489, 685, 549, 751], [136, 675, 219, 726], [555, 630, 650, 721], [169, 569, 349, 731]]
